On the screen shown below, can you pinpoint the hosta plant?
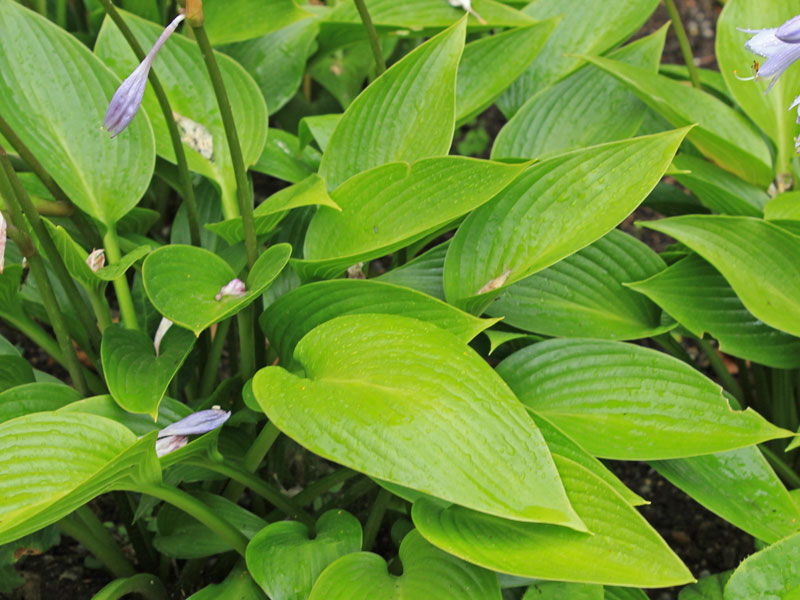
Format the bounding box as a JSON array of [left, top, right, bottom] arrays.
[[0, 0, 799, 598]]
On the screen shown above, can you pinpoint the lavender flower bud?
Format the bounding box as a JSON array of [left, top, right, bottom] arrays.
[[103, 14, 186, 137], [214, 278, 246, 301], [0, 211, 6, 275], [156, 408, 230, 439], [86, 248, 105, 272]]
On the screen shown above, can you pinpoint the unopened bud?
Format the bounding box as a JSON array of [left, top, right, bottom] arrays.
[[214, 278, 246, 301], [86, 248, 105, 272], [184, 0, 204, 26]]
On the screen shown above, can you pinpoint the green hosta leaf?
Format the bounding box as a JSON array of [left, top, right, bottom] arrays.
[[725, 531, 800, 599], [298, 114, 341, 154], [652, 447, 800, 545], [0, 412, 161, 544], [582, 54, 773, 187], [101, 323, 196, 418], [206, 175, 338, 245], [487, 230, 668, 340], [604, 588, 648, 600], [497, 0, 658, 116], [678, 572, 731, 600], [0, 356, 34, 393], [222, 19, 318, 114], [456, 20, 557, 125], [376, 241, 448, 300], [671, 154, 767, 216], [529, 412, 644, 506], [319, 19, 465, 190], [143, 244, 291, 335], [247, 510, 362, 600], [203, 0, 312, 45], [522, 582, 603, 599], [0, 383, 81, 423], [155, 491, 265, 558], [0, 1, 154, 226], [642, 215, 800, 338], [95, 10, 267, 217], [95, 245, 151, 281], [626, 254, 800, 369], [188, 566, 265, 600], [308, 529, 501, 600], [766, 191, 800, 236], [717, 0, 800, 167], [443, 128, 688, 314], [253, 128, 320, 184], [496, 339, 791, 459], [58, 395, 191, 435], [412, 455, 692, 587], [296, 157, 526, 280], [253, 314, 583, 528], [42, 222, 103, 294], [493, 26, 665, 160], [259, 279, 497, 363]]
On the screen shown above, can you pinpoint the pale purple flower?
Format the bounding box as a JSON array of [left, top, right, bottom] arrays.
[[153, 317, 173, 356], [86, 248, 105, 272], [103, 14, 186, 137], [155, 407, 230, 457], [0, 211, 6, 275], [214, 278, 246, 301]]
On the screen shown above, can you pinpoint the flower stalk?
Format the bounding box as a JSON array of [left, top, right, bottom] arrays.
[[353, 0, 386, 76], [663, 0, 702, 90]]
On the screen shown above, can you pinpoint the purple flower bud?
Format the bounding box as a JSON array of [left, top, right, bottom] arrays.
[[0, 211, 6, 275], [86, 248, 105, 272], [214, 278, 246, 301], [103, 14, 186, 137], [155, 434, 188, 457], [156, 408, 230, 439]]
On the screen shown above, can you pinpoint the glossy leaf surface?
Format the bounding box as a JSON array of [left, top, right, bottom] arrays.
[[143, 244, 291, 335], [0, 1, 155, 226], [308, 530, 501, 600], [497, 339, 790, 459], [253, 314, 582, 528], [443, 128, 688, 314], [642, 216, 800, 338], [412, 456, 692, 587]]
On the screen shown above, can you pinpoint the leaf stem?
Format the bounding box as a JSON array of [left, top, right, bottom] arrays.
[[198, 318, 232, 398], [662, 0, 702, 90], [362, 488, 391, 551], [191, 24, 258, 268], [653, 333, 694, 366], [0, 147, 102, 353], [97, 0, 202, 247], [265, 468, 358, 521], [58, 508, 135, 578], [353, 0, 386, 75], [103, 226, 140, 330], [223, 421, 280, 501], [91, 574, 168, 600], [236, 307, 256, 380], [694, 336, 743, 403], [139, 483, 249, 556]]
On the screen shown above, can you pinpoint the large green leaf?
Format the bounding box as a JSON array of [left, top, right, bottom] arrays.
[[101, 323, 196, 418], [487, 230, 668, 340], [247, 510, 362, 600], [725, 531, 800, 599], [493, 27, 665, 160], [497, 0, 659, 116], [296, 157, 526, 280], [0, 412, 161, 544], [455, 20, 557, 125], [671, 154, 767, 217], [412, 455, 692, 587], [308, 530, 501, 600], [0, 0, 154, 226], [582, 54, 773, 187], [717, 0, 800, 170], [496, 339, 791, 459], [143, 244, 291, 335], [522, 583, 603, 599], [95, 10, 268, 218], [319, 18, 465, 190], [678, 572, 731, 600], [651, 447, 800, 545], [375, 241, 448, 300], [259, 279, 497, 363], [0, 383, 81, 423], [642, 215, 800, 338], [203, 0, 312, 45], [58, 395, 191, 435], [0, 355, 34, 393], [188, 566, 265, 600], [252, 314, 583, 529], [222, 19, 318, 114], [627, 254, 800, 369], [604, 588, 648, 600], [253, 128, 320, 184], [443, 128, 688, 314]]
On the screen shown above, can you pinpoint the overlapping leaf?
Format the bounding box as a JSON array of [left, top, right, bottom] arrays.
[[725, 531, 800, 599]]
